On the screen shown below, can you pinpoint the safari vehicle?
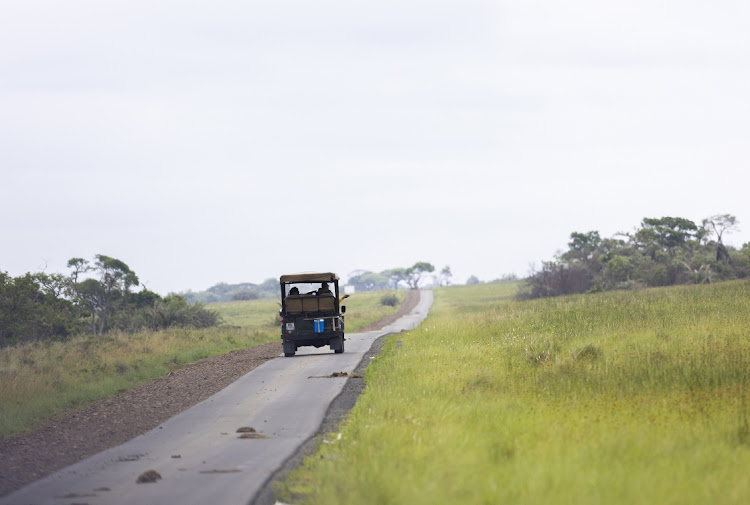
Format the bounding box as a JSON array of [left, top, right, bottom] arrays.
[[279, 272, 347, 357]]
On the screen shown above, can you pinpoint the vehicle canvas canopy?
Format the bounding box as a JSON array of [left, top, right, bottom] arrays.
[[280, 272, 339, 283], [280, 272, 342, 312], [281, 273, 340, 299]]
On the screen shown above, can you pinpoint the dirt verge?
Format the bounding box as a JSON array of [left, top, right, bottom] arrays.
[[0, 290, 421, 498]]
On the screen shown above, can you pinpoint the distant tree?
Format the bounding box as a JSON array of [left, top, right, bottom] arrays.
[[258, 278, 280, 298], [0, 271, 81, 346], [182, 280, 274, 303], [636, 217, 698, 257], [438, 266, 453, 286], [129, 288, 162, 309], [562, 231, 601, 263], [67, 255, 140, 335], [2, 255, 224, 344], [466, 275, 480, 285], [348, 271, 389, 291], [207, 282, 232, 295], [702, 214, 740, 263], [381, 268, 408, 289], [736, 243, 750, 278], [519, 213, 747, 300], [180, 289, 198, 304], [405, 262, 435, 289], [232, 290, 259, 301]]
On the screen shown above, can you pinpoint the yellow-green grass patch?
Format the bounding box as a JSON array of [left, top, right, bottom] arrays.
[[281, 280, 750, 505]]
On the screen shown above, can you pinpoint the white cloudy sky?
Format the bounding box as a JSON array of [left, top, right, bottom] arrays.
[[2, 0, 749, 294]]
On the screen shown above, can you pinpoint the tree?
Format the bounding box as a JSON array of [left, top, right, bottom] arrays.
[[437, 266, 453, 286], [258, 278, 280, 298], [348, 271, 389, 291], [702, 214, 740, 263], [466, 275, 480, 285], [0, 271, 80, 346], [67, 255, 140, 335], [381, 268, 408, 290], [636, 217, 698, 257], [562, 231, 601, 263], [405, 262, 435, 289]]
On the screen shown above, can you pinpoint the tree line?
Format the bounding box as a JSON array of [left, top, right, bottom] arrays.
[[180, 278, 279, 304], [518, 214, 750, 299], [1, 255, 219, 347], [181, 262, 449, 305], [347, 262, 453, 291]]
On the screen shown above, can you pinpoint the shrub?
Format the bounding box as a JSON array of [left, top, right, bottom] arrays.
[[380, 294, 399, 307], [141, 295, 222, 330], [231, 290, 259, 301], [517, 261, 593, 299]]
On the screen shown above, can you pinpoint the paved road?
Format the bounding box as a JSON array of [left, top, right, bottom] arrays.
[[2, 291, 433, 505]]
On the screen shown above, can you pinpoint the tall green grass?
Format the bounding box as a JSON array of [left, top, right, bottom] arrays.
[[281, 280, 750, 504]]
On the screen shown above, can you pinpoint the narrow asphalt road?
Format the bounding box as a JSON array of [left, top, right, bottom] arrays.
[[1, 291, 433, 505]]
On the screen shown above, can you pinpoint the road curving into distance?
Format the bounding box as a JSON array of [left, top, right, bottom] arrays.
[[1, 291, 433, 505]]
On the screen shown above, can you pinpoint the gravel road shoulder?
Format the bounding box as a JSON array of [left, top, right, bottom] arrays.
[[0, 290, 420, 498]]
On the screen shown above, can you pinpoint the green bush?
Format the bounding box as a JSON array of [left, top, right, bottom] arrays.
[[231, 290, 259, 301], [379, 294, 399, 307]]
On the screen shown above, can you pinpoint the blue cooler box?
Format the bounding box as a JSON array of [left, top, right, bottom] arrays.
[[314, 319, 325, 333]]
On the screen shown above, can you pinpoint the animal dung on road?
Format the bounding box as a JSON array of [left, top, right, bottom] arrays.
[[118, 454, 143, 462], [236, 426, 268, 438], [136, 470, 162, 484], [238, 432, 269, 439], [308, 372, 364, 379], [54, 492, 97, 498]]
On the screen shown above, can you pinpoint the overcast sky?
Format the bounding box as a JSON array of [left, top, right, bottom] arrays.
[[2, 0, 749, 294]]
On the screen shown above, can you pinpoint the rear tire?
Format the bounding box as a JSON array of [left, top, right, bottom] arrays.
[[283, 341, 296, 357], [332, 336, 345, 354]]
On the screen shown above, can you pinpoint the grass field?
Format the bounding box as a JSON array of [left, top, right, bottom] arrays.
[[0, 325, 277, 438], [281, 280, 750, 504], [210, 290, 403, 331], [0, 290, 402, 438]]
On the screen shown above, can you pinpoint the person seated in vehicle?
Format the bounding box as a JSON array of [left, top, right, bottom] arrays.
[[317, 282, 332, 296], [289, 287, 300, 296]]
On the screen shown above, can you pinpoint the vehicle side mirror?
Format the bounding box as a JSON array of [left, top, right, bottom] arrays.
[[341, 305, 346, 313]]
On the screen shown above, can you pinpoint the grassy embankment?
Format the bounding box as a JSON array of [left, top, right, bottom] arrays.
[[281, 280, 750, 504], [0, 290, 403, 438]]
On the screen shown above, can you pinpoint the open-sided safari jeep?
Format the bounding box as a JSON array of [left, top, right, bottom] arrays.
[[279, 272, 347, 357]]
